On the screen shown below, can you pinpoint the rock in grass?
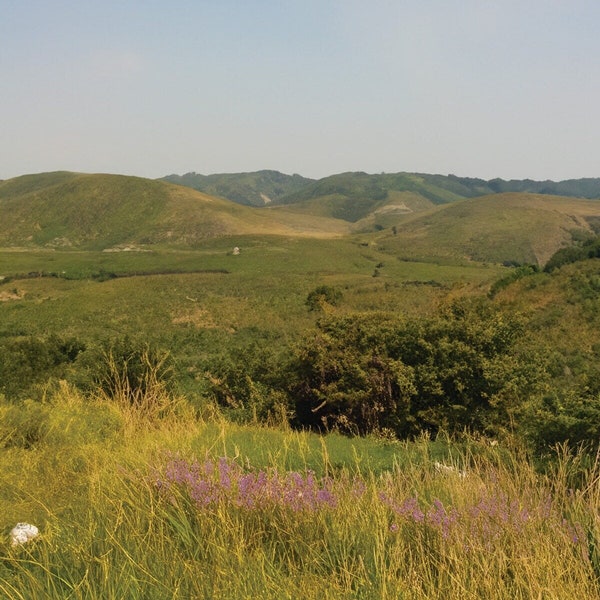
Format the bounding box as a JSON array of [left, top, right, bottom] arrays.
[[10, 523, 39, 546]]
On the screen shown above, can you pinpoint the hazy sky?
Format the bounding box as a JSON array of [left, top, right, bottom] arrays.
[[2, 1, 599, 181]]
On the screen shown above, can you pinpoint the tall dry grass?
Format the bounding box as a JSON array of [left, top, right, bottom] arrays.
[[0, 384, 598, 599]]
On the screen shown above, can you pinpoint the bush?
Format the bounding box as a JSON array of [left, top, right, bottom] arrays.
[[204, 336, 292, 425], [305, 285, 343, 312], [289, 300, 536, 438], [544, 235, 600, 272], [488, 264, 539, 297], [84, 337, 175, 419], [518, 391, 600, 453], [0, 335, 85, 400]]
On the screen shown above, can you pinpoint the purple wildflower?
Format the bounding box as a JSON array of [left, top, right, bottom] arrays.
[[156, 457, 339, 513]]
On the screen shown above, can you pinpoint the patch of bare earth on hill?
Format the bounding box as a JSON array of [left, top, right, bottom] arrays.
[[0, 289, 23, 301], [374, 204, 413, 214], [172, 306, 218, 328]]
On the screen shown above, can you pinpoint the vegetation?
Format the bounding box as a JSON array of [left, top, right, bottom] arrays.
[[166, 169, 600, 223], [0, 385, 599, 598], [544, 233, 600, 272], [161, 169, 314, 206], [0, 173, 347, 249], [2, 169, 600, 596]]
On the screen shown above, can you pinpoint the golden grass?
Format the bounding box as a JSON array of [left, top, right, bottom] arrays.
[[1, 384, 599, 599]]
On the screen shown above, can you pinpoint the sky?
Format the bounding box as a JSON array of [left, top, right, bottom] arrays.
[[2, 0, 600, 181]]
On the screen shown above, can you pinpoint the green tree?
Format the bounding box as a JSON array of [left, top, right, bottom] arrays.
[[289, 300, 535, 438]]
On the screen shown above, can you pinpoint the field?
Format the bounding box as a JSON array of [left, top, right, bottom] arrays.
[[1, 172, 600, 597], [1, 384, 599, 599]]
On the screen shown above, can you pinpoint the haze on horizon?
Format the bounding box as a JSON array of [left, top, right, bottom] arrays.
[[2, 1, 599, 183]]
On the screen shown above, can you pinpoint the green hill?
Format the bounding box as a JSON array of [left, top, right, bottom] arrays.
[[0, 172, 349, 250], [161, 170, 314, 207], [374, 193, 600, 266], [163, 170, 600, 224]]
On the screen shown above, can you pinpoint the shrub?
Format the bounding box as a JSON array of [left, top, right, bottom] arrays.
[[305, 285, 343, 312], [85, 337, 175, 419], [0, 335, 85, 400], [289, 300, 536, 438], [518, 391, 600, 453]]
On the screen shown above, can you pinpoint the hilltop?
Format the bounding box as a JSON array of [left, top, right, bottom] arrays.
[[161, 170, 315, 207], [0, 172, 348, 250], [162, 169, 600, 223], [373, 192, 600, 266]]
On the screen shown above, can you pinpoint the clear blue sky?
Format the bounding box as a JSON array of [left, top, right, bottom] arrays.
[[2, 1, 599, 181]]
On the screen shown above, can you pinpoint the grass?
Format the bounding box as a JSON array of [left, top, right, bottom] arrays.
[[0, 236, 502, 353], [2, 172, 600, 596], [0, 384, 598, 599], [0, 173, 348, 250], [374, 193, 600, 266]]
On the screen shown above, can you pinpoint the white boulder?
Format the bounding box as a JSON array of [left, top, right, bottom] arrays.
[[10, 523, 39, 546]]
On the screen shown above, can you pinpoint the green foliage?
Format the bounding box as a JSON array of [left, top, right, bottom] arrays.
[[203, 332, 292, 424], [84, 337, 174, 408], [488, 264, 539, 297], [305, 285, 343, 312], [519, 391, 600, 453], [289, 300, 532, 438], [0, 335, 84, 400], [544, 235, 600, 272]]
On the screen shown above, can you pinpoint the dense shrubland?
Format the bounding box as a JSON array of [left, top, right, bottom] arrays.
[[2, 264, 599, 454]]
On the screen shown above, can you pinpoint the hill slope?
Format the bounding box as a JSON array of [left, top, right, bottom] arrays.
[[161, 170, 315, 207], [0, 172, 349, 249], [374, 193, 600, 266], [162, 170, 600, 224]]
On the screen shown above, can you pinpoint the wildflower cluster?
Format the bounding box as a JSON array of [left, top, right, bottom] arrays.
[[157, 456, 337, 512], [155, 456, 590, 560], [379, 494, 458, 539], [380, 487, 588, 557]]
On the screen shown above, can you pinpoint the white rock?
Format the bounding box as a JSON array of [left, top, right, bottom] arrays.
[[10, 523, 39, 546]]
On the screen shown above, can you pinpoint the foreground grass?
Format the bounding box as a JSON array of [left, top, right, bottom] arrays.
[[1, 386, 599, 599]]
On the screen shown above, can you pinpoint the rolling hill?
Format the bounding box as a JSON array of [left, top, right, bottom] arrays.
[[3, 171, 600, 267], [162, 170, 600, 223], [161, 170, 315, 207], [374, 193, 600, 266], [0, 172, 349, 250]]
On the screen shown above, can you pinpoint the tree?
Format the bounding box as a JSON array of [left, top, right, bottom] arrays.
[[289, 300, 534, 438]]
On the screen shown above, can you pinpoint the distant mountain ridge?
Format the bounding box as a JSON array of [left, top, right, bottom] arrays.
[[161, 170, 600, 223], [161, 170, 315, 207]]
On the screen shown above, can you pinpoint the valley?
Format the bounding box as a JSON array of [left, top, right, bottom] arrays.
[[1, 170, 600, 598]]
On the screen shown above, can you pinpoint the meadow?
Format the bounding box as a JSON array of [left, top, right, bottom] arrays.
[[1, 382, 598, 599], [2, 171, 600, 597]]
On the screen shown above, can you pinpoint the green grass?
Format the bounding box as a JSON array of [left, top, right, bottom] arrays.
[[1, 385, 598, 599], [0, 173, 348, 250], [374, 193, 600, 266]]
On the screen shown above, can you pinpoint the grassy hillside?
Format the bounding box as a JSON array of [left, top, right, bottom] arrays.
[[1, 388, 598, 598], [374, 193, 600, 266], [165, 170, 600, 224], [273, 172, 468, 222], [0, 172, 348, 249], [161, 170, 315, 206]]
